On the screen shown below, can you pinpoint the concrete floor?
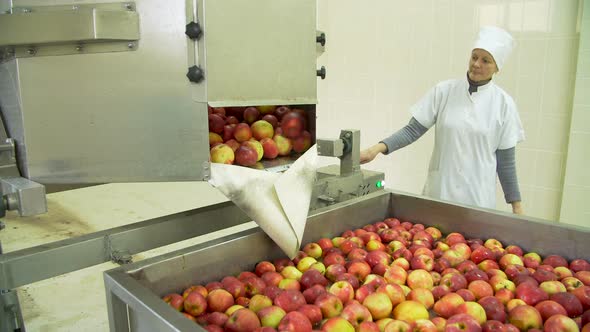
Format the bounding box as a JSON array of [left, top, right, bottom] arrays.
[[1, 182, 256, 331]]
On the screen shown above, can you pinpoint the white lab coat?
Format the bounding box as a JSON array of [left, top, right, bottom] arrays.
[[412, 78, 525, 209]]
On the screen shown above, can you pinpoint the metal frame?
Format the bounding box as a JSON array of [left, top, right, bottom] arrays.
[[0, 201, 250, 290], [103, 189, 590, 331]]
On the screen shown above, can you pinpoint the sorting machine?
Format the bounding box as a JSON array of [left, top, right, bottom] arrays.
[[0, 0, 588, 331]]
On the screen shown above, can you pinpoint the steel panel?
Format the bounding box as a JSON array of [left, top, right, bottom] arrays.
[[200, 0, 317, 106]]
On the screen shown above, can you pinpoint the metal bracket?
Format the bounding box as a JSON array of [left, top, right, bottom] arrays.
[[0, 289, 25, 332], [106, 236, 133, 265], [0, 2, 140, 60]]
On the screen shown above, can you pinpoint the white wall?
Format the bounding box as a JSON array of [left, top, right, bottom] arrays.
[[316, 0, 583, 222], [560, 0, 590, 227]]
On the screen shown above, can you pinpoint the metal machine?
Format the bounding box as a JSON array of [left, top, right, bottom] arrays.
[[0, 0, 373, 330]]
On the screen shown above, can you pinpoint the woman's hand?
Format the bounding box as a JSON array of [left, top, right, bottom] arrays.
[[511, 201, 523, 215], [360, 143, 387, 164]]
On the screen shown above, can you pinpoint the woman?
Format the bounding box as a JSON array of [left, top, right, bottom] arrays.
[[361, 26, 524, 214]]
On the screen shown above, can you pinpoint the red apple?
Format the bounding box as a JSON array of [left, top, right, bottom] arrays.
[[235, 145, 258, 166], [273, 134, 292, 156], [163, 293, 184, 311], [225, 308, 261, 331], [274, 290, 306, 313], [392, 300, 429, 323], [544, 314, 579, 332], [292, 130, 312, 153], [570, 259, 590, 273], [207, 289, 235, 313], [542, 255, 568, 268], [257, 305, 286, 328], [478, 296, 506, 322], [362, 292, 393, 320], [249, 294, 273, 313], [507, 305, 543, 331], [281, 112, 304, 138], [295, 304, 322, 327], [433, 293, 465, 318], [208, 114, 225, 134], [277, 310, 312, 332], [321, 316, 355, 332], [550, 292, 584, 317], [340, 301, 373, 328], [314, 293, 343, 319], [534, 300, 568, 321]]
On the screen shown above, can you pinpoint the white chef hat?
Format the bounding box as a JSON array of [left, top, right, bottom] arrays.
[[473, 26, 515, 71]]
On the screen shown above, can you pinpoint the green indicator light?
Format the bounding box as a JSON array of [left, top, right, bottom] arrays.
[[376, 181, 383, 188]]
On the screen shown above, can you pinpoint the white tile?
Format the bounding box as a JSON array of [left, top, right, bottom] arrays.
[[542, 74, 575, 115], [517, 111, 540, 149], [570, 105, 590, 133], [545, 38, 579, 76], [522, 0, 551, 32], [516, 75, 544, 115], [518, 39, 547, 75], [559, 186, 590, 227], [576, 49, 590, 77], [507, 0, 525, 32], [530, 188, 562, 221], [574, 78, 590, 104], [563, 132, 590, 187], [534, 151, 565, 189], [515, 147, 538, 186], [538, 114, 570, 153], [547, 0, 580, 36]]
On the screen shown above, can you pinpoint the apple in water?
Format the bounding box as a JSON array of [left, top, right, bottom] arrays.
[[207, 289, 235, 313], [257, 305, 286, 328], [321, 316, 355, 332], [362, 292, 393, 320], [340, 301, 373, 327], [445, 313, 481, 332], [225, 308, 261, 331], [507, 305, 543, 331], [543, 314, 579, 332], [392, 300, 429, 323], [277, 310, 312, 332], [314, 293, 343, 319]]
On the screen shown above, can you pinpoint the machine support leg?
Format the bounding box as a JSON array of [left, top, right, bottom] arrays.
[[1, 289, 25, 332]]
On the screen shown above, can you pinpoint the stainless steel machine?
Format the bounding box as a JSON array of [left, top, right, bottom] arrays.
[[0, 0, 379, 330]]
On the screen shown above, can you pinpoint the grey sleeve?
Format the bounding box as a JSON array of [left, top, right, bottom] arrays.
[[380, 117, 428, 154], [496, 147, 521, 203]]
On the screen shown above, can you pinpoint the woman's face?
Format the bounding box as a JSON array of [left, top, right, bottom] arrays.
[[468, 49, 498, 82]]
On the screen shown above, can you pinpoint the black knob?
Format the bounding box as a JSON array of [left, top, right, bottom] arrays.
[[185, 21, 202, 40], [187, 65, 204, 83], [316, 66, 326, 80], [316, 32, 326, 46]]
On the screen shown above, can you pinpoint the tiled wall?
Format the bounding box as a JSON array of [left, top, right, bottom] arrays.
[[560, 0, 590, 227], [316, 0, 582, 221]]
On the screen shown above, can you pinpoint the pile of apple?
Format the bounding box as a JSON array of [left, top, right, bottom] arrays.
[[162, 218, 590, 332], [208, 105, 312, 167]]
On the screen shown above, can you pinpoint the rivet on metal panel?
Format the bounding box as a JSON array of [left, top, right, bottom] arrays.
[[26, 48, 36, 55], [72, 5, 79, 10], [75, 45, 83, 52], [22, 8, 31, 13], [124, 3, 134, 11], [127, 43, 135, 49]]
